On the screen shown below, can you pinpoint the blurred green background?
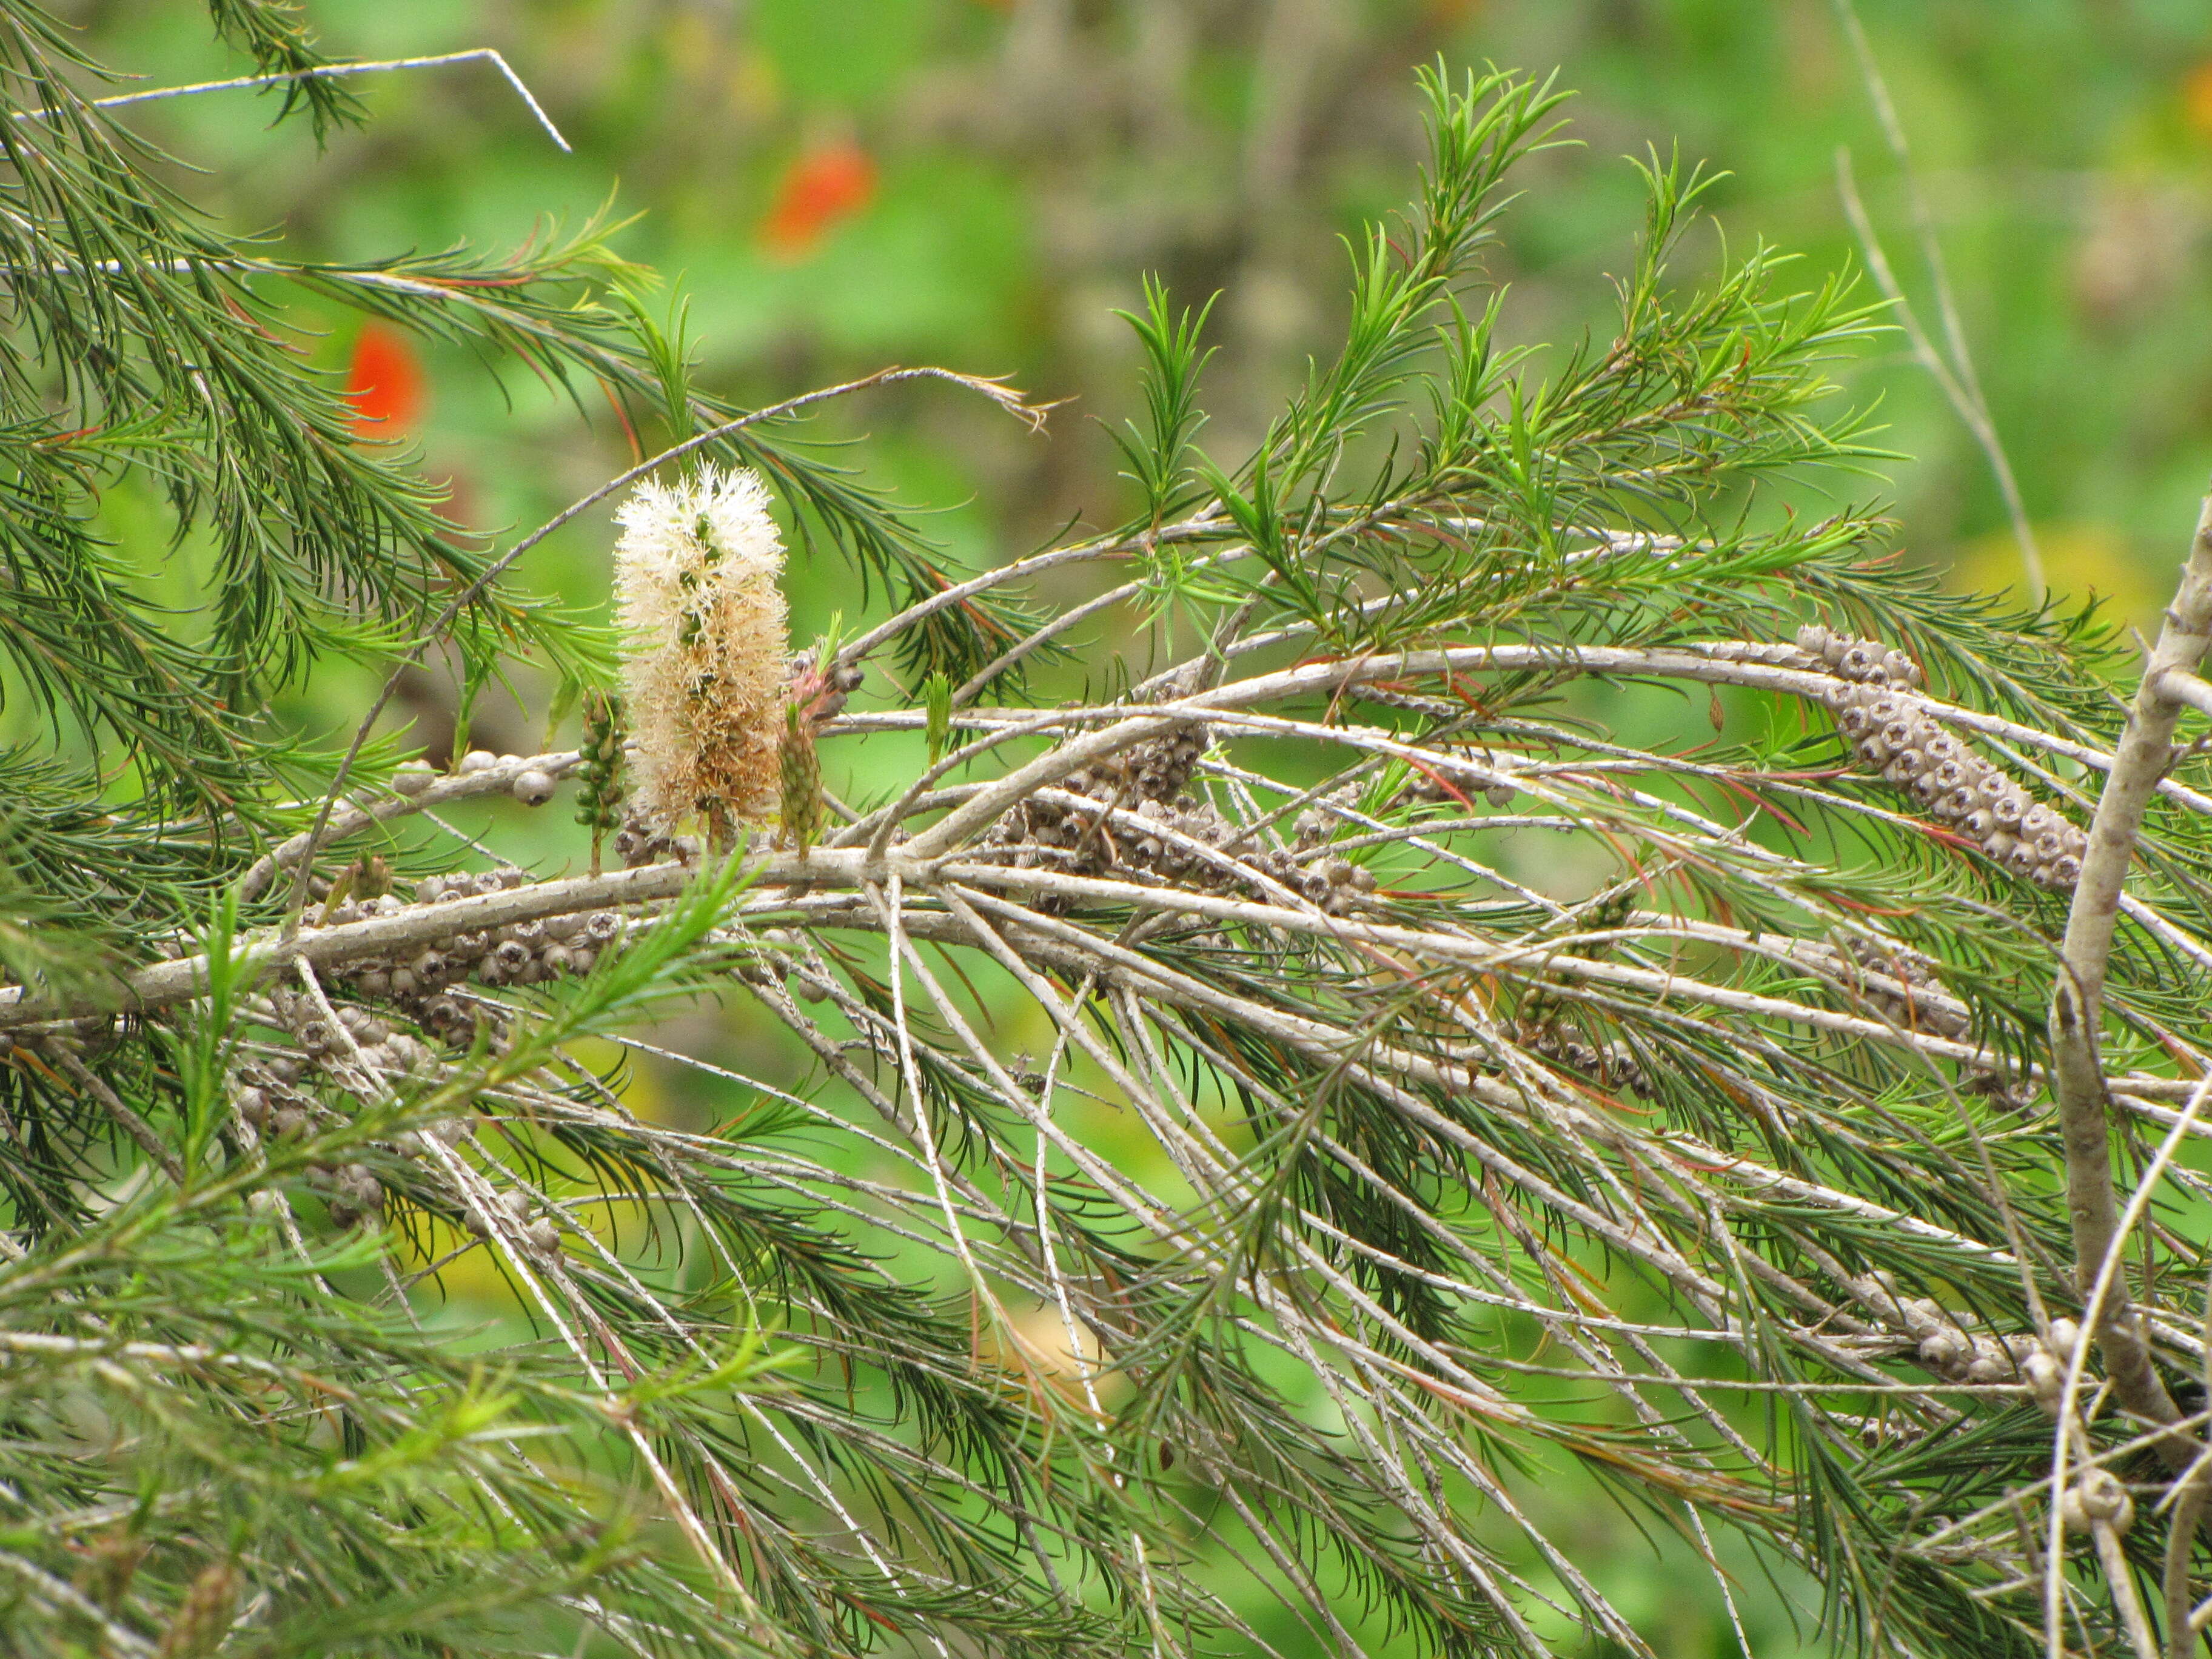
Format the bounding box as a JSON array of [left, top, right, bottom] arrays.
[[53, 1, 2212, 1652], [77, 0, 2212, 628]]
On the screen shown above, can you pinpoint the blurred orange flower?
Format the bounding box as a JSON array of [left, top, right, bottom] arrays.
[[2185, 59, 2212, 141], [344, 321, 427, 434], [759, 141, 877, 261]]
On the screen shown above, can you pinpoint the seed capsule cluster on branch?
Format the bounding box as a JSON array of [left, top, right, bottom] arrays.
[[232, 998, 438, 1228], [984, 728, 1382, 916], [1895, 1298, 2038, 1386], [1798, 623, 2087, 890], [614, 816, 702, 869], [987, 729, 1205, 880], [1329, 689, 1521, 808], [233, 862, 624, 1230], [1513, 963, 1650, 1098], [1393, 763, 1518, 810], [466, 1186, 563, 1259], [304, 870, 620, 1042], [1835, 937, 1972, 1040], [1513, 1019, 1650, 1098], [436, 747, 562, 805], [2059, 1468, 2136, 1536], [1852, 1273, 2085, 1410]]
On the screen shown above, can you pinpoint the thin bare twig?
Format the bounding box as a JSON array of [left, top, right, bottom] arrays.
[[1831, 0, 2045, 598], [49, 1048, 185, 1187]]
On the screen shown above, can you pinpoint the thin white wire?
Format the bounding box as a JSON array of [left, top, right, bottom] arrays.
[[18, 49, 571, 152]]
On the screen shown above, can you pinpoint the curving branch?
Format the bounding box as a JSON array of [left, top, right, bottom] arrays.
[[2052, 488, 2212, 1471]]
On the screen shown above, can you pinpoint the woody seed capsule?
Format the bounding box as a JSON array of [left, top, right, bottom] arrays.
[[511, 769, 557, 806]]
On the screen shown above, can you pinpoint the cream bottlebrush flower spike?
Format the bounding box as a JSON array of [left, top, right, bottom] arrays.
[[613, 464, 790, 843]]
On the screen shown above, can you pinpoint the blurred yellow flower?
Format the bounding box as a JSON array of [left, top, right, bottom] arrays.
[[1950, 522, 2162, 634], [2184, 58, 2212, 140]]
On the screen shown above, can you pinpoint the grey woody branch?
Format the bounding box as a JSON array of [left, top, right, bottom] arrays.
[[236, 750, 585, 900], [2051, 488, 2212, 1470]]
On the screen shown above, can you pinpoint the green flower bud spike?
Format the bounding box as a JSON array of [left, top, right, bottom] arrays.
[[779, 700, 822, 857], [576, 689, 629, 875]]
